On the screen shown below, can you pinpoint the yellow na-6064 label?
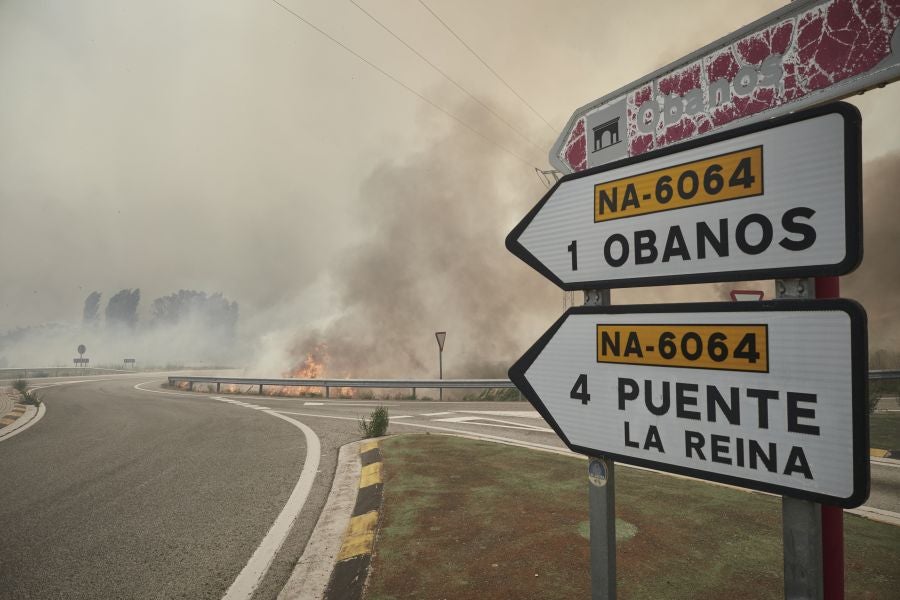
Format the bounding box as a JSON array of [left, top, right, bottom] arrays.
[[594, 146, 764, 222], [596, 324, 769, 372]]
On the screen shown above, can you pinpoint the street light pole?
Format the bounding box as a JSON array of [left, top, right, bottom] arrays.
[[435, 331, 446, 401]]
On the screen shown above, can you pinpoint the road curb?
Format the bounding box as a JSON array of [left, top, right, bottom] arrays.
[[0, 387, 43, 442], [870, 448, 900, 460], [321, 438, 384, 600]]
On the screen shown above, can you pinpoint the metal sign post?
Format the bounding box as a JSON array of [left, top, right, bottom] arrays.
[[435, 331, 446, 401], [584, 289, 615, 600]]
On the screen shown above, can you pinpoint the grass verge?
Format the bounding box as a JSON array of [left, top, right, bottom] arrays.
[[870, 413, 900, 450], [366, 434, 899, 600]]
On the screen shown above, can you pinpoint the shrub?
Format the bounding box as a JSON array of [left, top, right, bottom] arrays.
[[11, 379, 39, 406], [11, 378, 28, 394], [359, 406, 389, 438]]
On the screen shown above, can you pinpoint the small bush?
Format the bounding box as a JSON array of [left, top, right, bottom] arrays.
[[11, 379, 39, 406], [12, 378, 28, 394], [359, 406, 389, 438], [868, 380, 900, 414]]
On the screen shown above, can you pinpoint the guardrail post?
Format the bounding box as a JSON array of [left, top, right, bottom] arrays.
[[412, 387, 416, 399], [259, 384, 263, 395], [216, 382, 220, 393], [188, 381, 193, 391], [326, 386, 330, 398]]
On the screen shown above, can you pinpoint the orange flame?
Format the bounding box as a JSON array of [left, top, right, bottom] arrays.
[[262, 343, 354, 397]]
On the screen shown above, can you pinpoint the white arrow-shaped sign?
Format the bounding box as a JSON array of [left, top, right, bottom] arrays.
[[507, 103, 861, 290], [509, 299, 869, 507]]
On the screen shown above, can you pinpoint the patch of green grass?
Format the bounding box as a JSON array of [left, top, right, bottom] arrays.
[[367, 434, 900, 600], [576, 518, 637, 542], [870, 412, 900, 450]]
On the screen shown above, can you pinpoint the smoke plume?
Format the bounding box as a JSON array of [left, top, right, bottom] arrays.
[[843, 150, 900, 351], [260, 105, 560, 379]]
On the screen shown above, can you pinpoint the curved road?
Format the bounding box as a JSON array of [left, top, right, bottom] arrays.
[[1, 374, 897, 599], [0, 376, 354, 600]]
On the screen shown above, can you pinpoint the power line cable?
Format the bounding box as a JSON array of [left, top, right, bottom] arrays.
[[268, 0, 541, 169], [348, 0, 549, 155], [417, 0, 559, 136]]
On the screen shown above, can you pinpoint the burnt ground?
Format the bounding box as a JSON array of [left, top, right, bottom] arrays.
[[365, 434, 900, 600]]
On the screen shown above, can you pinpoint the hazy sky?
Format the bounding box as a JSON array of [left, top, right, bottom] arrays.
[[2, 1, 899, 371]]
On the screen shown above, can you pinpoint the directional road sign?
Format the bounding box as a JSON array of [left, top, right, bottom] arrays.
[[550, 0, 900, 173], [509, 299, 869, 507], [507, 103, 861, 290]]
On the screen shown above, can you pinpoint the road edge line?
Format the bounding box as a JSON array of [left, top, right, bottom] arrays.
[[221, 411, 322, 600]]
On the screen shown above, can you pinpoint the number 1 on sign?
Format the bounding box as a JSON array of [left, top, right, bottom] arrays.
[[568, 240, 577, 270]]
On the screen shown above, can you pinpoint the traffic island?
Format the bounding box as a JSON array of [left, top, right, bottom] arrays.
[[364, 434, 900, 600]]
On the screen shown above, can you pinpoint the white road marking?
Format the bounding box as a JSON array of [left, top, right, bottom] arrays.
[[457, 410, 542, 419], [390, 415, 412, 419], [221, 409, 321, 600], [304, 402, 324, 406], [134, 381, 206, 397], [872, 457, 900, 469], [421, 411, 454, 416], [132, 384, 325, 596], [432, 415, 553, 432]]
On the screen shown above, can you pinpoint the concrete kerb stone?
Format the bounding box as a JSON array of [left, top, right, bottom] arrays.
[[0, 387, 40, 441], [278, 437, 387, 600]]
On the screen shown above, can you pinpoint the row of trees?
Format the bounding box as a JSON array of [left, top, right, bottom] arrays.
[[82, 289, 238, 336]]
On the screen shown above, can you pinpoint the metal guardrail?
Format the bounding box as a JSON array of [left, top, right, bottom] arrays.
[[167, 375, 516, 398], [868, 369, 900, 381], [168, 370, 900, 398]]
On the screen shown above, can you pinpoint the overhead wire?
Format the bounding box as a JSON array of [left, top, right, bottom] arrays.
[[417, 0, 560, 136], [348, 0, 550, 155], [268, 0, 542, 169]]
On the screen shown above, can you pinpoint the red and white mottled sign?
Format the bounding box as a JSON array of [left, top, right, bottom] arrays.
[[552, 0, 900, 174]]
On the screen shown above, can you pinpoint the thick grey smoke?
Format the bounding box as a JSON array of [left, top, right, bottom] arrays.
[[270, 135, 900, 380], [843, 151, 900, 351], [266, 105, 560, 379], [0, 289, 240, 368]]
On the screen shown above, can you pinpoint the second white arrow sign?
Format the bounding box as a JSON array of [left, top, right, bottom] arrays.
[[509, 299, 869, 507], [507, 103, 862, 290]]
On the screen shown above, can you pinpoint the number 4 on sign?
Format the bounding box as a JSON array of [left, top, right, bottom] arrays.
[[570, 373, 590, 404]]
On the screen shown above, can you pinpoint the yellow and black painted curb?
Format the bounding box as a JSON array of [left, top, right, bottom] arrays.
[[323, 439, 384, 600], [0, 403, 27, 429], [871, 448, 900, 459]]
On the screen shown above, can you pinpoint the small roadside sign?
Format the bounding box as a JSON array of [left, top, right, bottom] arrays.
[[509, 299, 869, 507], [550, 0, 900, 173], [73, 358, 90, 365], [507, 103, 861, 290]]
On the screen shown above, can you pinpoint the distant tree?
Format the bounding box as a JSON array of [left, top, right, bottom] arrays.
[[82, 291, 102, 326], [106, 289, 140, 329], [151, 290, 238, 339]]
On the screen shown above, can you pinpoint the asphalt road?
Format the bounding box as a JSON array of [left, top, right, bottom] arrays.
[[1, 374, 898, 599], [0, 375, 356, 600]]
